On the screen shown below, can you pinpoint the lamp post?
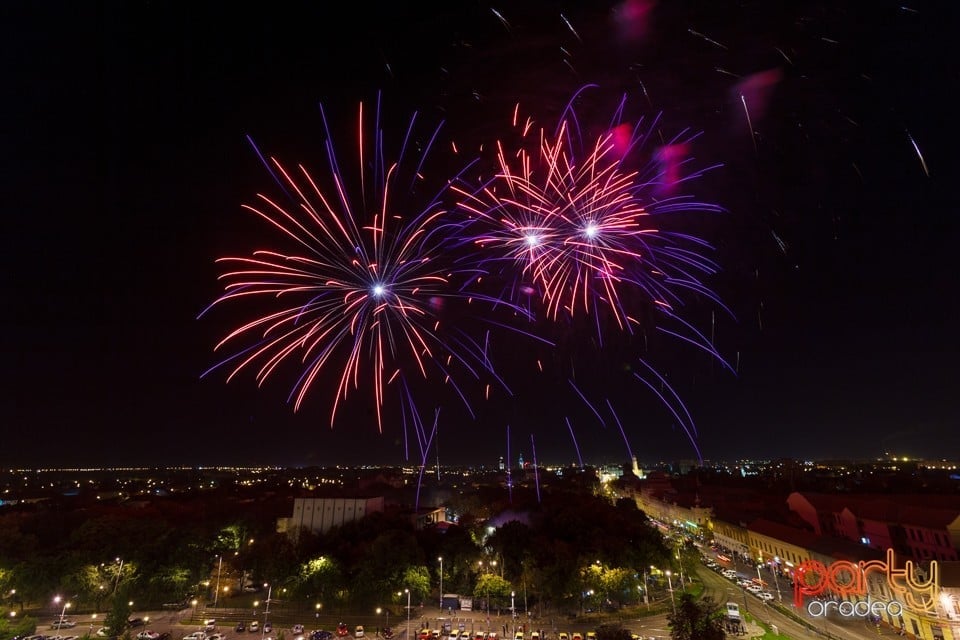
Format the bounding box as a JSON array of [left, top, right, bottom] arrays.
[[438, 557, 444, 611], [261, 584, 272, 640], [112, 558, 124, 595], [213, 556, 223, 608], [404, 589, 411, 640], [57, 602, 70, 631], [641, 570, 649, 610], [54, 597, 71, 631], [665, 571, 676, 616]]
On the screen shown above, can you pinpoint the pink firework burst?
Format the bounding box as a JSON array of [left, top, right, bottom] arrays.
[[455, 84, 726, 336]]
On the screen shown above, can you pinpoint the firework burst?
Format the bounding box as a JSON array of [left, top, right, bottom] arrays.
[[455, 84, 729, 344], [200, 94, 518, 438], [455, 85, 735, 460]]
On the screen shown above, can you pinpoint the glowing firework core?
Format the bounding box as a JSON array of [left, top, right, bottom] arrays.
[[524, 233, 540, 247], [584, 223, 598, 239], [372, 284, 386, 297]]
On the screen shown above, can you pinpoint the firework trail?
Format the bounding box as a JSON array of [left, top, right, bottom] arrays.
[[565, 416, 584, 469], [530, 433, 541, 503], [199, 93, 525, 438], [607, 399, 633, 463]]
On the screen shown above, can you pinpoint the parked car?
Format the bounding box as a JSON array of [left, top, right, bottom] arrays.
[[336, 624, 349, 638], [249, 622, 260, 633], [354, 627, 364, 638], [183, 633, 207, 640], [236, 623, 246, 633], [127, 619, 145, 629], [138, 632, 161, 640], [310, 631, 332, 640], [264, 623, 273, 634], [208, 634, 226, 640], [292, 627, 304, 636], [757, 591, 775, 601]]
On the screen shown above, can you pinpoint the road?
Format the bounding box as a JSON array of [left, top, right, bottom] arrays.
[[695, 564, 908, 640]]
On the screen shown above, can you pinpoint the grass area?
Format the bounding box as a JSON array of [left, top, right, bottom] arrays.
[[744, 613, 792, 640]]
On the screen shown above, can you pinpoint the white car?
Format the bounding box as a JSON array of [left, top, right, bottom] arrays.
[[249, 622, 260, 633], [746, 584, 763, 594], [757, 591, 775, 601], [51, 620, 77, 629], [138, 633, 161, 640], [184, 632, 208, 640], [292, 626, 305, 635]]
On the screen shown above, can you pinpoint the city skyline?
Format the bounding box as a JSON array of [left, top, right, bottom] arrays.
[[2, 2, 956, 468]]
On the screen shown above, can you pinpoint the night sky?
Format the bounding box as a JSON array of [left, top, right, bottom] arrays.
[[2, 1, 956, 468]]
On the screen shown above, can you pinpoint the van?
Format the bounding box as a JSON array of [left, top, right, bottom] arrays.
[[355, 627, 364, 638], [725, 602, 741, 621]]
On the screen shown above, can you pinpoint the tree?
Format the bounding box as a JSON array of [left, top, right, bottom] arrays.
[[401, 566, 430, 604], [103, 593, 132, 638], [667, 594, 725, 640], [473, 573, 511, 613], [599, 567, 638, 609]]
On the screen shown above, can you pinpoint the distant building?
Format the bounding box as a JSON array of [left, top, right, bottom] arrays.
[[787, 491, 960, 564], [278, 496, 385, 535]]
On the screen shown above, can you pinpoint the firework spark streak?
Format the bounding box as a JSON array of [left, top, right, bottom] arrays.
[[200, 94, 520, 436]]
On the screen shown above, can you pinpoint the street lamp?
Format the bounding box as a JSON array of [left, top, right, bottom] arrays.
[[53, 596, 72, 631], [377, 607, 389, 634], [771, 564, 782, 602], [404, 589, 411, 640], [261, 584, 272, 640], [438, 557, 444, 611], [315, 603, 322, 621], [113, 558, 124, 595], [641, 570, 649, 610], [665, 571, 676, 616], [213, 555, 223, 607], [89, 613, 98, 635]]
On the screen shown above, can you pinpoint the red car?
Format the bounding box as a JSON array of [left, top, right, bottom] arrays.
[[336, 624, 350, 638]]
